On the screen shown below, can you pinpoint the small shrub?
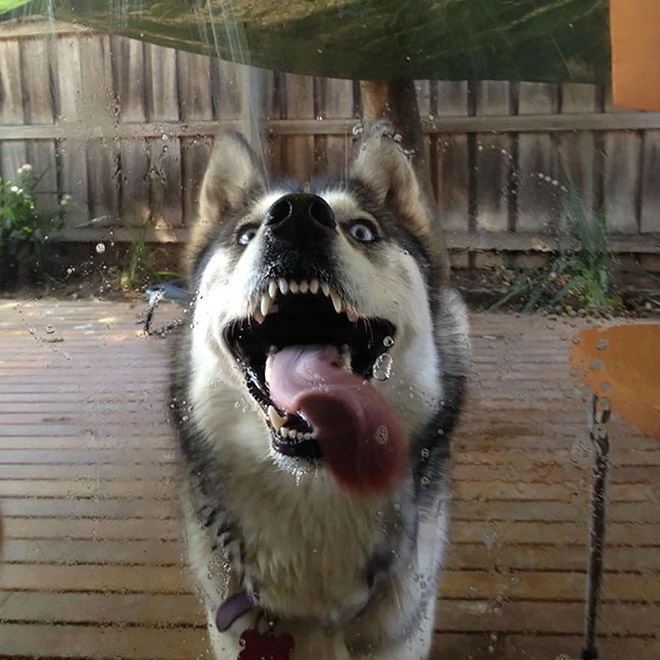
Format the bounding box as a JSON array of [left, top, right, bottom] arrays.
[[0, 164, 67, 287]]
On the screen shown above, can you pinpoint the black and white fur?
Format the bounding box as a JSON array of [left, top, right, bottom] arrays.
[[170, 125, 470, 659]]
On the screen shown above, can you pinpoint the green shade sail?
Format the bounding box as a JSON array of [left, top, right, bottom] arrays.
[[4, 0, 611, 83]]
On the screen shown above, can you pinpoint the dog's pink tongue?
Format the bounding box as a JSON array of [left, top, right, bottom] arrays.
[[267, 346, 406, 495]]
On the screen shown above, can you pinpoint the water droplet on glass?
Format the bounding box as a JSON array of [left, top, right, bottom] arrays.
[[374, 425, 388, 445], [95, 243, 105, 254], [45, 324, 55, 334], [372, 353, 393, 380], [421, 448, 430, 459], [597, 339, 609, 351], [393, 133, 403, 143], [590, 358, 603, 371]]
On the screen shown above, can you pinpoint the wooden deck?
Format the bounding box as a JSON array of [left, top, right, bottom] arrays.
[[0, 299, 658, 659]]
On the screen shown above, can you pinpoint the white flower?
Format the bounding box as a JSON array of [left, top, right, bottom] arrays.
[[60, 199, 68, 206], [22, 164, 32, 171], [63, 194, 73, 202], [10, 185, 19, 192]]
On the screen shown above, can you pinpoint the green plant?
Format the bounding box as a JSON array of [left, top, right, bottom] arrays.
[[120, 222, 148, 289], [0, 165, 67, 287], [489, 182, 619, 315], [119, 218, 181, 290]]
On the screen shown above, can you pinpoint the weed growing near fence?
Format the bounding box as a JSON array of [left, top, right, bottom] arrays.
[[119, 216, 180, 290], [489, 183, 620, 315]]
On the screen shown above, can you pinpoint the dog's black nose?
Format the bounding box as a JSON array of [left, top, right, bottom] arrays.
[[265, 193, 336, 244]]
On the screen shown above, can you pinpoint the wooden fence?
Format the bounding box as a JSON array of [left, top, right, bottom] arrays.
[[1, 19, 659, 265]]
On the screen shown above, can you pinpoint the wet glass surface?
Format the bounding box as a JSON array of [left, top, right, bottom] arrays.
[[0, 1, 659, 659]]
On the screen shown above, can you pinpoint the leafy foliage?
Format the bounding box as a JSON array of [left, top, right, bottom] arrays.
[[489, 183, 619, 315], [0, 165, 67, 286]]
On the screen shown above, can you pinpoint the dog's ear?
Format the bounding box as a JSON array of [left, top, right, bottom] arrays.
[[198, 131, 264, 221], [187, 132, 264, 272], [351, 122, 436, 255]]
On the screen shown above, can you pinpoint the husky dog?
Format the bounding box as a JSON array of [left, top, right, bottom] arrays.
[[170, 124, 470, 660]]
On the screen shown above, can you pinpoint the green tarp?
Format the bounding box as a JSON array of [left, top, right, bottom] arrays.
[[3, 0, 611, 82]]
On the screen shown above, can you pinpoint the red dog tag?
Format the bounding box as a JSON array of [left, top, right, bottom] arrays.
[[238, 627, 294, 660]]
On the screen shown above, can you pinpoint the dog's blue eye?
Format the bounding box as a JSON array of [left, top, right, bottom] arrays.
[[237, 227, 258, 246], [348, 221, 376, 243]]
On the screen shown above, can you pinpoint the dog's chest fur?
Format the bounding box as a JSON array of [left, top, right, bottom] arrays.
[[182, 399, 411, 622]]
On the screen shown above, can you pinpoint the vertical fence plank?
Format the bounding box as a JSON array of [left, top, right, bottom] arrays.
[[112, 36, 149, 227], [19, 36, 58, 209], [415, 80, 433, 173], [640, 131, 660, 234], [55, 35, 89, 227], [177, 51, 213, 226], [145, 43, 182, 228], [558, 83, 598, 228], [281, 73, 315, 180], [321, 77, 354, 179], [265, 70, 285, 179], [517, 83, 559, 233], [603, 88, 641, 234], [435, 81, 470, 233], [0, 39, 28, 188], [475, 81, 512, 232], [213, 59, 242, 120], [80, 34, 119, 225]]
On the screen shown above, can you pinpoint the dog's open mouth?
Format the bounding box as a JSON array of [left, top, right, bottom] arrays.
[[224, 277, 407, 494]]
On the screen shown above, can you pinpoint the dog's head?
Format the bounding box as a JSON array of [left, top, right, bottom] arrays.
[[184, 126, 459, 496]]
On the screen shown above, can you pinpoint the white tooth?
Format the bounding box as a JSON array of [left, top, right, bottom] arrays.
[[254, 308, 265, 324], [260, 294, 272, 317], [346, 307, 358, 323], [278, 278, 289, 295], [309, 279, 319, 294], [311, 432, 316, 440], [289, 429, 297, 440], [281, 427, 290, 439], [265, 354, 274, 381], [320, 281, 330, 297], [289, 280, 300, 294], [299, 279, 309, 294], [268, 280, 278, 298], [330, 290, 342, 314], [268, 345, 278, 356], [339, 345, 352, 372], [303, 432, 312, 440], [268, 405, 286, 432]]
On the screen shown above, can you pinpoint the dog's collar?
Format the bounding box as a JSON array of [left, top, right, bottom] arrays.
[[215, 591, 256, 631], [215, 584, 380, 634]]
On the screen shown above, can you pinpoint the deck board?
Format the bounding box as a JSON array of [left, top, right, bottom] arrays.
[[0, 299, 658, 659]]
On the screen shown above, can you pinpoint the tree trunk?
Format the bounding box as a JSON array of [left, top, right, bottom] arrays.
[[359, 80, 450, 281]]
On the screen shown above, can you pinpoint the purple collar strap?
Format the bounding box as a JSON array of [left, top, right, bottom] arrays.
[[215, 591, 256, 631]]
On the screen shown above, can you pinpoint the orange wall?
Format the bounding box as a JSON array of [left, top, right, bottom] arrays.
[[611, 0, 660, 111]]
